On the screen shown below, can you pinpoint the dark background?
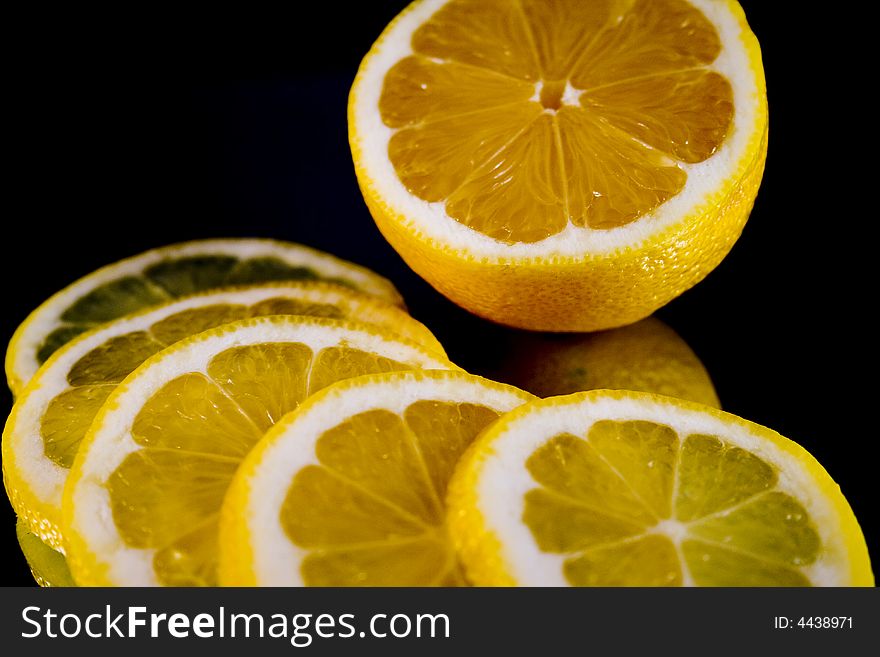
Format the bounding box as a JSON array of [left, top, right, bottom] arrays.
[[3, 1, 874, 584]]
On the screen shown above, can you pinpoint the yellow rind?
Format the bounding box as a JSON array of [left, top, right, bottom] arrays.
[[3, 402, 65, 551], [217, 442, 260, 586], [446, 390, 874, 587], [5, 470, 64, 552], [61, 315, 457, 586], [349, 0, 769, 331]]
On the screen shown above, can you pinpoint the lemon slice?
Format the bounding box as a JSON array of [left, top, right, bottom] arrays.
[[447, 391, 873, 586], [491, 317, 719, 407], [219, 370, 532, 586], [16, 518, 75, 587], [350, 0, 767, 330], [61, 316, 454, 586], [6, 238, 403, 395], [2, 282, 442, 551]]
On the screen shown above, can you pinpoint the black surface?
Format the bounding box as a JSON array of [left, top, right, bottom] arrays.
[[2, 1, 875, 584]]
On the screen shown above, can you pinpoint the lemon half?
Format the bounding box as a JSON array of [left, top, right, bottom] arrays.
[[350, 0, 767, 330]]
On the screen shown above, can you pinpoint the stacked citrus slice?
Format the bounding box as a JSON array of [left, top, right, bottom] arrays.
[[4, 282, 441, 551], [2, 239, 450, 586], [0, 236, 872, 587], [212, 383, 872, 587], [62, 316, 453, 585], [6, 238, 403, 396]]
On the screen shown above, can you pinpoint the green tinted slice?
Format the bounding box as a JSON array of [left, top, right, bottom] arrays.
[[16, 518, 76, 587], [144, 256, 238, 296], [37, 325, 91, 365], [60, 276, 169, 324], [225, 257, 319, 286]]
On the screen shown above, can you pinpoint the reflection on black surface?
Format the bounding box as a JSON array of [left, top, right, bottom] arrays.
[[480, 316, 719, 408]]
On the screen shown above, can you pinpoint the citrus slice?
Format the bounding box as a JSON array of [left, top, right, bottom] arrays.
[[6, 238, 403, 395], [16, 518, 75, 587], [2, 282, 443, 551], [350, 0, 767, 331], [491, 317, 719, 407], [219, 370, 532, 586], [447, 391, 873, 586], [61, 316, 454, 586]]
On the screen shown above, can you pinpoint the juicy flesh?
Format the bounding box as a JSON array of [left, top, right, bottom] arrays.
[[379, 0, 733, 242], [40, 300, 347, 469], [282, 402, 502, 586], [105, 343, 415, 586], [524, 421, 822, 586], [37, 254, 355, 366]]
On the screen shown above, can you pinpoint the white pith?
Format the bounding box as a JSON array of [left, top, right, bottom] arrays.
[[2, 282, 444, 548], [232, 371, 531, 586], [8, 239, 403, 392], [351, 0, 761, 261], [471, 395, 852, 587], [64, 317, 453, 586]]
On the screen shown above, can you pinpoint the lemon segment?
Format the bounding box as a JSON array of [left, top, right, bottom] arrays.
[[6, 239, 404, 395], [41, 385, 115, 469], [564, 534, 682, 587], [62, 317, 455, 586], [219, 370, 533, 586], [3, 282, 441, 551], [447, 391, 873, 586]]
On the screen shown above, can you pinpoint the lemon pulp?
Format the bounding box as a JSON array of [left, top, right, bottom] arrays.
[[105, 344, 415, 586], [379, 0, 732, 242], [40, 299, 373, 470], [282, 401, 501, 586], [37, 256, 355, 366], [524, 420, 821, 585]]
